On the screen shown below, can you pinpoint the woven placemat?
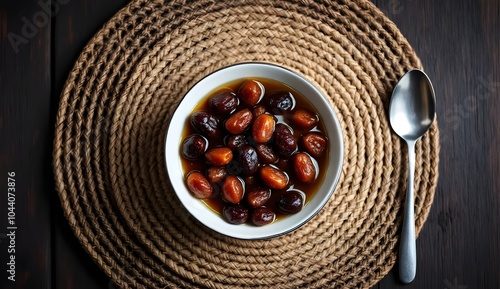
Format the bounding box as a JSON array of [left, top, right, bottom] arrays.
[[53, 0, 439, 288]]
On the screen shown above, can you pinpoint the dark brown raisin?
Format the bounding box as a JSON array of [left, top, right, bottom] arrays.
[[209, 91, 238, 114], [223, 205, 249, 224], [274, 123, 297, 157], [251, 207, 276, 226], [182, 134, 207, 160], [256, 144, 278, 164], [265, 91, 294, 115], [238, 145, 259, 176], [277, 191, 304, 214], [190, 111, 220, 138], [226, 134, 248, 150]]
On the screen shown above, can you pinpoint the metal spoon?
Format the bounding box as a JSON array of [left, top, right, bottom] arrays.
[[389, 69, 436, 284]]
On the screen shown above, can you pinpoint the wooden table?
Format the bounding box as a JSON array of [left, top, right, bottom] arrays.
[[1, 1, 499, 288]]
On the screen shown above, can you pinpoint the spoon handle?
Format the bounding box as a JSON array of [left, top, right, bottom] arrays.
[[399, 140, 417, 283]]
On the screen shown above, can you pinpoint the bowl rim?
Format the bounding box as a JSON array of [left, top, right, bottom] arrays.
[[165, 61, 344, 240]]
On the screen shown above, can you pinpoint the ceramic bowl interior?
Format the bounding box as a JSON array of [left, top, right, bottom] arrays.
[[165, 62, 343, 239]]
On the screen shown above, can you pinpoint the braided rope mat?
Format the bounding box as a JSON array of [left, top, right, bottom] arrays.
[[53, 0, 439, 288]]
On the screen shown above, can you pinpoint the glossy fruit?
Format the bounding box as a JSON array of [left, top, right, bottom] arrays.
[[239, 80, 263, 106], [274, 123, 297, 157], [180, 78, 329, 226], [186, 171, 213, 199], [225, 109, 253, 134], [302, 132, 327, 157], [226, 134, 248, 150], [238, 145, 259, 176], [259, 165, 289, 190], [190, 111, 220, 138], [246, 187, 272, 208], [252, 114, 275, 143], [223, 205, 249, 224], [206, 166, 227, 183], [251, 207, 275, 226], [182, 134, 207, 160], [291, 108, 318, 130], [265, 91, 294, 114], [209, 91, 238, 114], [205, 147, 233, 166], [222, 175, 244, 204], [277, 191, 304, 214], [256, 144, 278, 164], [293, 152, 316, 183], [252, 104, 267, 118]]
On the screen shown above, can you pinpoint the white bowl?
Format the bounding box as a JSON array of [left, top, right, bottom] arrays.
[[165, 62, 343, 239]]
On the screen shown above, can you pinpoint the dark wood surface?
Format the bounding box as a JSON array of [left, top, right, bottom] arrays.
[[1, 1, 499, 288]]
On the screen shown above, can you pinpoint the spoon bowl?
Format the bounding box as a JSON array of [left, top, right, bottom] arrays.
[[389, 69, 436, 284], [389, 70, 436, 140]]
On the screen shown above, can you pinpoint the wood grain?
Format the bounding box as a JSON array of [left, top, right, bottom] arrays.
[[0, 0, 499, 288], [0, 2, 52, 289], [373, 0, 500, 288]]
